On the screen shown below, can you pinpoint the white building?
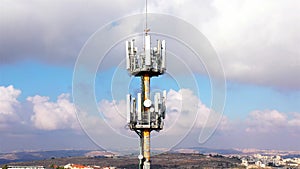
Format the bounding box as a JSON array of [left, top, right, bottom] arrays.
[[64, 164, 93, 169], [7, 166, 45, 169], [241, 158, 248, 166], [255, 161, 266, 168]]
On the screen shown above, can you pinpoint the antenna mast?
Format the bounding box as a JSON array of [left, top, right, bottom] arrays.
[[145, 0, 150, 34]]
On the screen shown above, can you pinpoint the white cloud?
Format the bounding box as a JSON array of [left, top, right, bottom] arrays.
[[1, 86, 299, 150], [98, 88, 224, 138], [288, 112, 300, 127], [245, 110, 287, 133], [165, 89, 220, 131], [27, 93, 79, 130], [0, 85, 21, 127], [244, 109, 300, 133], [201, 109, 300, 150], [0, 85, 21, 115], [98, 99, 129, 135], [94, 88, 226, 150]]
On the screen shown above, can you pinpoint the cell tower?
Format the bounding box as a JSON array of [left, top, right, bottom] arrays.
[[126, 2, 167, 169]]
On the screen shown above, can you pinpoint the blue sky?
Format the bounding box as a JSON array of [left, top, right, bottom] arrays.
[[0, 61, 73, 101], [1, 0, 300, 153]]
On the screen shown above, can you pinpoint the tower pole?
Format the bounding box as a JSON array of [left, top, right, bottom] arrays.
[[143, 129, 150, 168], [126, 18, 166, 169], [139, 134, 144, 169], [142, 74, 151, 168]]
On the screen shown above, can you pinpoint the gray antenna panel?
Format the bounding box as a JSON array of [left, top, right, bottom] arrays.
[[137, 93, 142, 121], [126, 41, 130, 70], [132, 98, 136, 122], [154, 93, 160, 113], [130, 40, 134, 54], [145, 35, 151, 66], [126, 94, 131, 123], [161, 40, 166, 69], [157, 40, 161, 55]]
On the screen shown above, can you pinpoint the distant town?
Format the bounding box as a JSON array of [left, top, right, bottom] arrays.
[[1, 148, 300, 169], [240, 153, 300, 168]]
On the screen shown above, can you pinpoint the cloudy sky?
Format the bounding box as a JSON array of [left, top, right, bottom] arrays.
[[1, 0, 300, 153]]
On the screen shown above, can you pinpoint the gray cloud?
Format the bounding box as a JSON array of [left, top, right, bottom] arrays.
[[0, 0, 144, 65], [204, 0, 300, 91], [2, 0, 299, 90], [149, 0, 300, 90]]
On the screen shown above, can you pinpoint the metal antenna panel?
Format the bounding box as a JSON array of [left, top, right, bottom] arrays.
[[126, 34, 166, 77], [127, 91, 167, 130]]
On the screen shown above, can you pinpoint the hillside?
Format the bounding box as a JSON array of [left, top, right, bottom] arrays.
[[4, 153, 244, 169]]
